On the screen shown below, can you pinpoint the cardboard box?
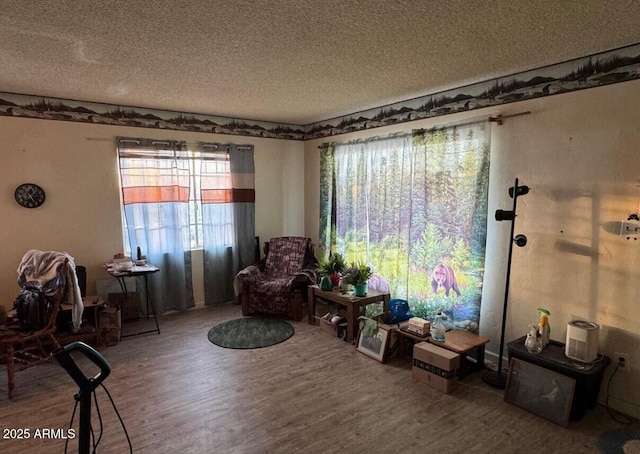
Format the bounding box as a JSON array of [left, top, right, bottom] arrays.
[[98, 306, 121, 346], [407, 317, 431, 336], [414, 341, 461, 370], [412, 365, 457, 393], [412, 341, 460, 393], [315, 316, 347, 338], [108, 292, 140, 321]]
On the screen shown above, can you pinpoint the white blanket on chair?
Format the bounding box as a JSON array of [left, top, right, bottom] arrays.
[[17, 249, 84, 332]]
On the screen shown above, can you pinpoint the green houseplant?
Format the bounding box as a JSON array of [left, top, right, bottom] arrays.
[[341, 262, 373, 296], [316, 253, 346, 289]]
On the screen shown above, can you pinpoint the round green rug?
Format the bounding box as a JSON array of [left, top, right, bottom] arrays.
[[207, 317, 294, 349], [598, 428, 640, 453]]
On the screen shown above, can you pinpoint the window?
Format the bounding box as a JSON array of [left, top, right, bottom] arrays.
[[117, 141, 232, 254], [187, 150, 231, 249], [117, 137, 255, 308]]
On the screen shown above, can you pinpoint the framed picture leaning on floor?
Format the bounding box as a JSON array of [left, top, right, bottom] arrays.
[[504, 358, 576, 426], [356, 324, 390, 363]]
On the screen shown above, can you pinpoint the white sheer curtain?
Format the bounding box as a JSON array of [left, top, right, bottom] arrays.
[[332, 135, 415, 293], [118, 138, 194, 314], [320, 123, 491, 330]]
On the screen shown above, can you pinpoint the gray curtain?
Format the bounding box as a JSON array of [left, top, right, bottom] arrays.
[[199, 143, 255, 305]]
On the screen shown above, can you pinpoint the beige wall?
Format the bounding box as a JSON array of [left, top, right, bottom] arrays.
[[0, 117, 305, 307], [2, 78, 640, 416], [304, 79, 640, 417]]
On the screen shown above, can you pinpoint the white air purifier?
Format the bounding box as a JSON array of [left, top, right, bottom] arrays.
[[565, 320, 600, 362]]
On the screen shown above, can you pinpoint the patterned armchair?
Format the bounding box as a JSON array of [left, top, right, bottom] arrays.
[[234, 237, 317, 321]]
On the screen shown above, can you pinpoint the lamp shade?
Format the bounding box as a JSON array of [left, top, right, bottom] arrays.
[[514, 234, 528, 247], [495, 209, 515, 221], [509, 185, 530, 198]]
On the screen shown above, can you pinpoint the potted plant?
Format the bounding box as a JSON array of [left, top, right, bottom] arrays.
[[341, 261, 373, 296], [316, 253, 346, 290]]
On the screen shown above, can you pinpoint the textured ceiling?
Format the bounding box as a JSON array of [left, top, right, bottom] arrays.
[[1, 0, 640, 125]]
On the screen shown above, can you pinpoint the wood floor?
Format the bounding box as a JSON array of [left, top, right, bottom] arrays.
[[0, 303, 635, 453]]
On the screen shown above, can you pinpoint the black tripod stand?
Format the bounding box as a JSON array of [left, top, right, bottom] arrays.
[[53, 341, 111, 454]]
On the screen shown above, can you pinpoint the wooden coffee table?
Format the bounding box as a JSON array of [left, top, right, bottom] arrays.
[[428, 329, 489, 378], [308, 285, 390, 344], [394, 328, 430, 359]]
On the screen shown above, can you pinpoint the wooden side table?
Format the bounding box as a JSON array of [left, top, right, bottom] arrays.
[[428, 329, 489, 378], [394, 328, 430, 359], [308, 285, 390, 344]]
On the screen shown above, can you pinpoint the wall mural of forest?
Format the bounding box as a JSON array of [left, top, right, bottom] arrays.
[[320, 123, 490, 332]]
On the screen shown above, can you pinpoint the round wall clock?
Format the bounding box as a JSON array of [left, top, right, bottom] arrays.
[[14, 183, 46, 208]]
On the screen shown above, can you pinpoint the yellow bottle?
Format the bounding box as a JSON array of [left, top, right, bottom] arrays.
[[537, 308, 551, 349]]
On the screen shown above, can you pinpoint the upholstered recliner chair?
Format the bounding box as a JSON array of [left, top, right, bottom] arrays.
[[234, 236, 317, 321]]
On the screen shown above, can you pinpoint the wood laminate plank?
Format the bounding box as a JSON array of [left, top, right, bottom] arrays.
[[0, 303, 628, 453]]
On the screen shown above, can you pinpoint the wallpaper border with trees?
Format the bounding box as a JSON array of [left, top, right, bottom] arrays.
[[1, 43, 638, 140]]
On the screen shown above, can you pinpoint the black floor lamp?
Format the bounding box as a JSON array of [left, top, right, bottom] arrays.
[[482, 177, 529, 389]]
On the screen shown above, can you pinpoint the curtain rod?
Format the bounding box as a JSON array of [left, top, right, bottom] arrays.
[[322, 113, 501, 147], [328, 131, 412, 146], [200, 143, 253, 151], [92, 111, 531, 147], [488, 111, 531, 125], [87, 137, 252, 150], [413, 114, 493, 135]]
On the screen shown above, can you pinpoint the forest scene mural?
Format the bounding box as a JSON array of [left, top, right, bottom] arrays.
[[319, 123, 490, 332]]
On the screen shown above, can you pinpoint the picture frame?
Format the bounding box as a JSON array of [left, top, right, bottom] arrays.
[[356, 325, 390, 363], [504, 358, 576, 427]]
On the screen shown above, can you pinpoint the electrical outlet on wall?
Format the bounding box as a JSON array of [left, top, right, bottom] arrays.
[[620, 220, 640, 240], [615, 352, 630, 372]]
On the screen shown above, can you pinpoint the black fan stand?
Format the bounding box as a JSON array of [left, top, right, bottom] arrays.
[[482, 178, 529, 389]]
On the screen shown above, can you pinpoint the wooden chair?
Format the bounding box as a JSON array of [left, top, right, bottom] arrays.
[[0, 260, 68, 399]]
